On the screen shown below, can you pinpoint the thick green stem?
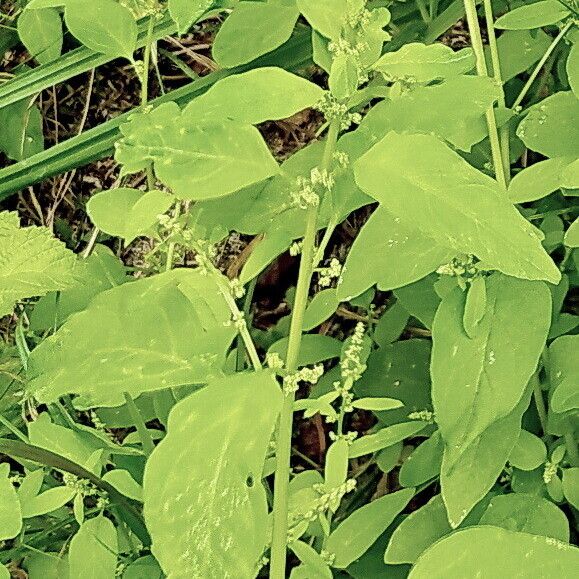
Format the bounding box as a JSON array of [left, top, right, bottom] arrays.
[[482, 0, 510, 184], [269, 121, 340, 578], [512, 20, 573, 110], [462, 0, 507, 189]]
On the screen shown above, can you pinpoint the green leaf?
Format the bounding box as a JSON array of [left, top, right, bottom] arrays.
[[0, 97, 44, 161], [297, 0, 348, 40], [432, 275, 551, 467], [303, 288, 339, 331], [356, 339, 433, 426], [373, 301, 409, 346], [169, 0, 214, 34], [23, 551, 69, 579], [409, 527, 579, 578], [495, 0, 570, 30], [86, 188, 174, 243], [462, 276, 486, 338], [143, 371, 282, 578], [329, 54, 359, 100], [18, 8, 62, 64], [115, 102, 280, 200], [0, 566, 9, 579], [325, 488, 414, 568], [479, 494, 569, 541], [102, 469, 143, 502], [27, 270, 236, 408], [399, 431, 444, 488], [441, 390, 531, 527], [351, 397, 403, 411], [68, 516, 118, 579], [338, 208, 453, 300], [509, 429, 547, 471], [64, 0, 137, 60], [373, 43, 474, 82], [394, 275, 441, 330], [349, 422, 428, 458], [21, 486, 76, 518], [517, 92, 579, 158], [561, 158, 579, 189], [290, 541, 332, 579], [355, 76, 502, 152], [324, 439, 349, 490], [562, 468, 579, 509], [30, 245, 127, 331], [0, 211, 78, 318], [0, 463, 22, 540], [123, 555, 163, 579], [184, 67, 325, 125], [213, 2, 299, 67], [508, 157, 575, 203], [567, 42, 579, 99], [564, 218, 579, 248], [548, 335, 579, 413], [269, 334, 342, 366], [354, 132, 560, 284]]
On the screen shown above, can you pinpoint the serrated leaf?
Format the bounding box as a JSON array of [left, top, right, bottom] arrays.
[[355, 76, 502, 152], [184, 67, 325, 125], [548, 334, 579, 413], [508, 156, 575, 203], [68, 516, 118, 579], [18, 8, 62, 64], [338, 208, 453, 300], [169, 0, 214, 34], [349, 422, 428, 458], [373, 43, 474, 82], [213, 2, 299, 67], [509, 429, 547, 471], [494, 0, 570, 30], [517, 92, 579, 158], [479, 494, 569, 541], [115, 103, 280, 200], [87, 188, 174, 243], [27, 270, 236, 408], [462, 276, 486, 338], [0, 463, 22, 540], [354, 132, 560, 284], [143, 371, 282, 579], [0, 211, 78, 318], [441, 389, 530, 527], [409, 527, 579, 578], [325, 488, 414, 568], [432, 274, 551, 468]]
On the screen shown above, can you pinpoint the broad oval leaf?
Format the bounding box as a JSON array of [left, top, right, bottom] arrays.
[[354, 132, 560, 284], [495, 0, 570, 30], [144, 371, 282, 579], [479, 494, 569, 541], [115, 103, 280, 200], [509, 429, 547, 471], [212, 2, 299, 67], [0, 463, 22, 540], [297, 0, 349, 40], [27, 270, 236, 408], [565, 218, 579, 248], [64, 0, 137, 60], [184, 67, 325, 125], [432, 274, 551, 467], [326, 488, 414, 568], [408, 527, 579, 578], [462, 276, 486, 338], [169, 0, 214, 35], [87, 188, 174, 244], [18, 8, 62, 64], [399, 431, 444, 488], [21, 486, 76, 518], [517, 92, 579, 158], [373, 43, 474, 82], [548, 334, 579, 413], [0, 211, 78, 318], [68, 516, 118, 579]]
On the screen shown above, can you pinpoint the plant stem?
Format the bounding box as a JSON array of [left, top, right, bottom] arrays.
[[123, 392, 155, 456], [270, 120, 340, 578], [141, 15, 156, 190], [531, 374, 548, 434], [512, 20, 573, 110], [482, 0, 510, 184], [462, 0, 507, 189], [0, 413, 27, 442], [165, 202, 182, 272]]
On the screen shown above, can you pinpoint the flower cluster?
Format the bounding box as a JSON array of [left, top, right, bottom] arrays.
[[408, 409, 435, 423], [436, 254, 480, 279], [283, 364, 325, 396], [317, 258, 342, 287]]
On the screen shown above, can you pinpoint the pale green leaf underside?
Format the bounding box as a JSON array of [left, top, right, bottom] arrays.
[[373, 43, 475, 82], [354, 132, 561, 284], [0, 211, 78, 318], [432, 274, 551, 468], [27, 269, 236, 408], [115, 103, 280, 200], [409, 527, 579, 578], [184, 67, 325, 125], [144, 372, 282, 579]]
